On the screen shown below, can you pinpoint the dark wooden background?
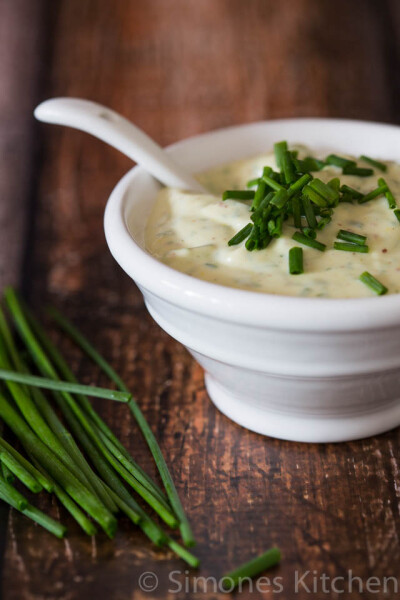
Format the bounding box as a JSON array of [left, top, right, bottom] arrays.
[[1, 1, 400, 598]]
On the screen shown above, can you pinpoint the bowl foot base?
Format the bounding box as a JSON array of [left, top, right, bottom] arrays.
[[205, 374, 400, 443]]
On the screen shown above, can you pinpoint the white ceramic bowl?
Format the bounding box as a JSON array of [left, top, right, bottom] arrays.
[[104, 118, 400, 443]]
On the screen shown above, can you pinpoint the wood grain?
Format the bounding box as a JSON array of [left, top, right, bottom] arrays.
[[1, 1, 400, 598]]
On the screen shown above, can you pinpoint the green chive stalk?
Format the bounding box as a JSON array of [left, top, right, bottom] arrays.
[[0, 435, 53, 492], [4, 290, 177, 529], [49, 307, 195, 547], [1, 462, 14, 484], [0, 370, 130, 403], [30, 458, 97, 536], [0, 474, 28, 510], [22, 309, 169, 509], [0, 445, 42, 492], [0, 393, 117, 537], [30, 385, 117, 513], [0, 484, 66, 538], [0, 309, 117, 512]]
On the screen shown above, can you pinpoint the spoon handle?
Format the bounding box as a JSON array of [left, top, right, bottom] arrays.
[[34, 98, 205, 192]]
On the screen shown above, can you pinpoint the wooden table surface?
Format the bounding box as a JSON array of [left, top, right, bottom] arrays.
[[1, 1, 400, 598]]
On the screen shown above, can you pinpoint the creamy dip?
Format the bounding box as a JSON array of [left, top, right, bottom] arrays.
[[145, 148, 400, 298]]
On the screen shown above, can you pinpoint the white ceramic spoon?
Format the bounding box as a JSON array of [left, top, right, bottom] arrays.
[[34, 98, 206, 192]]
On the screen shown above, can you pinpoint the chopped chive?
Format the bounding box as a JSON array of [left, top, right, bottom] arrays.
[[282, 150, 296, 184], [273, 141, 288, 171], [268, 215, 283, 238], [246, 178, 260, 188], [251, 197, 273, 225], [302, 227, 316, 239], [302, 185, 327, 208], [359, 271, 388, 295], [166, 537, 199, 568], [394, 209, 400, 222], [339, 193, 354, 203], [325, 154, 355, 169], [221, 548, 281, 591], [292, 231, 326, 251], [222, 190, 255, 201], [339, 185, 363, 200], [245, 225, 259, 251], [287, 174, 312, 198], [316, 216, 332, 230], [30, 459, 97, 536], [294, 156, 325, 173], [358, 184, 388, 204], [262, 175, 284, 192], [0, 370, 131, 403], [256, 192, 274, 212], [228, 223, 253, 246], [337, 230, 367, 245], [301, 195, 317, 228], [251, 180, 267, 210], [327, 177, 340, 193], [343, 165, 373, 177], [270, 189, 288, 210], [334, 242, 369, 253], [308, 178, 339, 204], [292, 196, 302, 229], [360, 155, 387, 172], [378, 177, 397, 209], [289, 247, 303, 275]]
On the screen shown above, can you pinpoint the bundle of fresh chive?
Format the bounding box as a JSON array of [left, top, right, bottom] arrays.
[[0, 287, 198, 567], [224, 142, 396, 294]]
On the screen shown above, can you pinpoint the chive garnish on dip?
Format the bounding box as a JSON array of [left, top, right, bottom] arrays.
[[301, 195, 318, 228], [336, 230, 367, 245], [287, 173, 311, 197], [339, 185, 363, 200], [325, 154, 355, 169], [359, 272, 388, 295], [220, 144, 396, 290], [292, 232, 326, 251], [358, 183, 388, 204], [246, 177, 260, 188], [334, 242, 369, 253], [308, 178, 339, 205], [274, 141, 288, 171], [222, 190, 255, 201], [289, 247, 303, 275], [228, 223, 253, 246], [302, 184, 328, 207], [262, 174, 284, 192], [378, 177, 397, 209], [360, 155, 387, 172], [343, 165, 373, 177]]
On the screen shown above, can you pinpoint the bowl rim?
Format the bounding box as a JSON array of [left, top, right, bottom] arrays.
[[104, 117, 400, 332]]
